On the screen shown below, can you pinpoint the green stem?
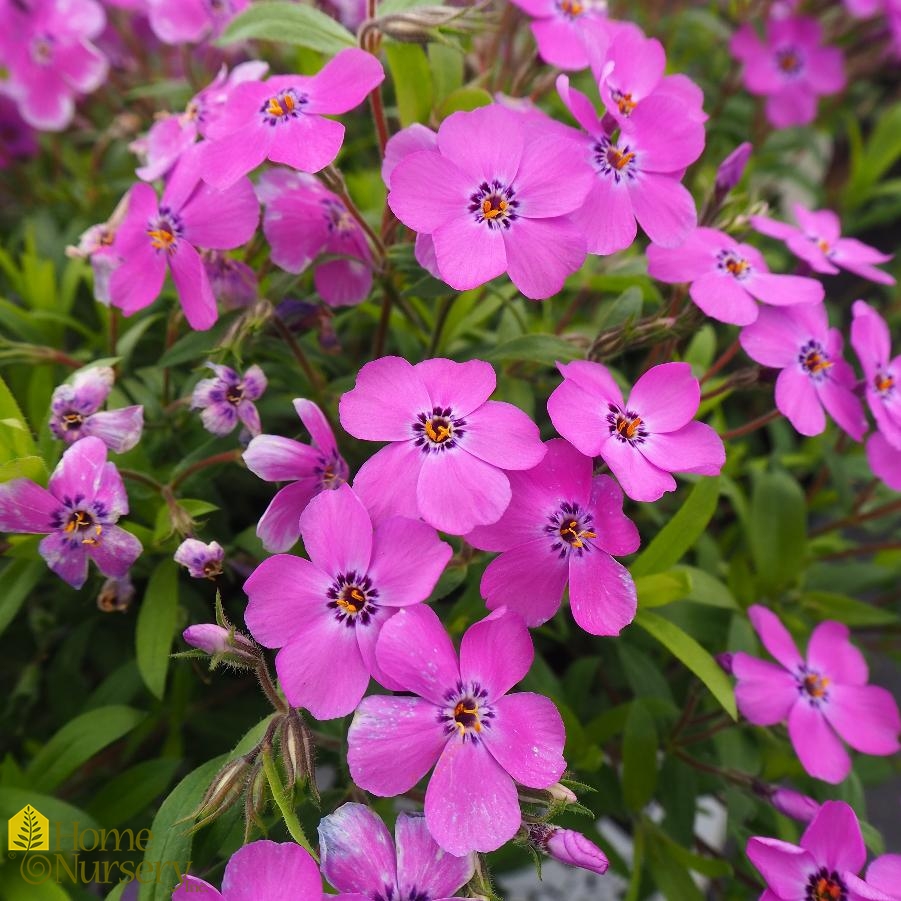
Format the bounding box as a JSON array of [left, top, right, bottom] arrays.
[[170, 450, 242, 492], [720, 408, 781, 441], [271, 315, 325, 394], [261, 748, 318, 860], [119, 469, 163, 492]]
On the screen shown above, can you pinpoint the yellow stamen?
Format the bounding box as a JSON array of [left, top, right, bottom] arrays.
[[805, 352, 832, 374], [803, 673, 830, 698], [726, 258, 749, 277], [609, 149, 635, 171], [453, 701, 481, 734], [816, 239, 830, 253], [337, 587, 366, 614], [425, 420, 451, 443], [560, 0, 583, 15], [617, 94, 636, 115], [147, 228, 176, 252], [481, 198, 508, 220], [876, 374, 894, 393], [559, 519, 597, 548], [616, 416, 642, 439], [266, 96, 285, 117]]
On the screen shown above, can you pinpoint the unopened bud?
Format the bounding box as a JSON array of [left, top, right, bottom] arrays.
[[243, 762, 268, 840], [770, 787, 820, 824], [191, 756, 252, 825], [280, 711, 318, 803], [372, 5, 484, 43], [183, 623, 258, 668], [715, 142, 752, 196], [97, 575, 135, 613], [527, 824, 609, 876], [715, 652, 734, 675], [547, 782, 578, 805]]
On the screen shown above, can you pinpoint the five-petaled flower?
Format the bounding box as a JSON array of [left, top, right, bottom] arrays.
[[548, 360, 725, 503], [731, 606, 900, 783], [347, 605, 566, 855], [0, 437, 142, 589], [466, 438, 640, 636], [192, 362, 268, 438], [340, 356, 546, 535], [174, 538, 225, 579], [243, 484, 452, 719]]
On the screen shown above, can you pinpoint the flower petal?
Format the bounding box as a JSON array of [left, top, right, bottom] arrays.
[[569, 550, 637, 636], [353, 442, 424, 523], [732, 653, 799, 725], [503, 215, 587, 300], [800, 801, 865, 875], [776, 366, 826, 437], [748, 605, 804, 670], [255, 480, 320, 553], [432, 214, 507, 293], [395, 812, 475, 900], [628, 362, 699, 433], [87, 525, 142, 578], [222, 840, 322, 900], [460, 608, 534, 702], [806, 621, 868, 686], [299, 483, 373, 577], [599, 433, 676, 503], [462, 401, 546, 471], [243, 435, 319, 482], [39, 532, 89, 589], [414, 358, 496, 417], [169, 241, 219, 331], [0, 479, 58, 533], [746, 837, 815, 900], [788, 700, 851, 784], [824, 684, 901, 756]]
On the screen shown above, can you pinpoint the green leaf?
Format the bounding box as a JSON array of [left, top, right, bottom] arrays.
[[27, 706, 146, 793], [635, 569, 693, 608], [437, 87, 493, 117], [483, 333, 580, 365], [644, 823, 704, 901], [136, 561, 180, 700], [0, 374, 37, 461], [622, 701, 658, 810], [217, 1, 356, 53], [675, 565, 739, 609], [384, 44, 433, 127], [635, 609, 737, 719], [631, 477, 720, 577], [801, 591, 899, 626], [86, 758, 182, 827], [0, 559, 44, 638], [156, 317, 235, 368], [748, 470, 807, 593], [644, 822, 733, 878], [0, 454, 47, 484], [428, 43, 463, 104]]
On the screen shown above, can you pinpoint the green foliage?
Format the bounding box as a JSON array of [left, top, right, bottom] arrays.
[[217, 2, 357, 53], [136, 561, 180, 699]]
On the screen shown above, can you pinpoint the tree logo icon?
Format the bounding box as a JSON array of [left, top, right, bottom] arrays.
[[8, 806, 49, 852]]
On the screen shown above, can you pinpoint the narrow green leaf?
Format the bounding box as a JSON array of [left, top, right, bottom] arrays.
[[437, 86, 492, 117], [635, 569, 693, 608], [645, 824, 705, 901], [631, 477, 720, 577], [86, 758, 182, 827], [622, 701, 658, 810], [218, 1, 356, 52], [0, 374, 37, 460], [748, 470, 806, 593], [0, 559, 44, 637], [27, 706, 146, 793], [802, 591, 899, 626], [136, 560, 180, 699], [0, 454, 47, 485], [635, 609, 737, 719], [483, 333, 580, 365], [384, 44, 433, 127], [428, 43, 463, 103]]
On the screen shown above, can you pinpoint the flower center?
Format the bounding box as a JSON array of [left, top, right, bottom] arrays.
[[557, 0, 584, 16], [799, 340, 833, 380], [225, 384, 245, 406], [806, 868, 846, 901], [545, 501, 596, 559], [607, 405, 648, 444], [592, 137, 638, 182], [874, 369, 895, 396], [610, 88, 636, 116], [322, 199, 356, 234], [147, 211, 182, 253], [453, 698, 481, 733], [62, 411, 85, 431], [260, 89, 308, 125], [202, 559, 223, 579], [441, 682, 493, 744], [796, 666, 830, 707], [776, 47, 804, 76], [30, 34, 54, 65], [469, 180, 519, 230], [327, 571, 379, 626], [64, 509, 102, 545], [316, 453, 348, 492], [717, 249, 751, 281], [413, 406, 466, 454]]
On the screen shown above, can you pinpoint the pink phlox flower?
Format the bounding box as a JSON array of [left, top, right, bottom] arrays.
[[108, 146, 260, 330], [851, 300, 901, 448], [49, 365, 144, 453], [0, 436, 142, 589], [596, 22, 707, 128], [466, 438, 639, 636], [146, 0, 249, 45], [318, 803, 476, 900], [201, 250, 258, 309], [747, 801, 894, 901], [387, 104, 593, 299], [243, 398, 350, 553], [133, 61, 269, 182], [739, 304, 867, 440], [174, 538, 224, 579], [243, 484, 452, 719], [555, 72, 703, 254], [843, 0, 885, 17], [867, 855, 901, 900], [199, 48, 385, 190], [547, 360, 725, 503], [866, 431, 901, 490], [257, 168, 373, 307], [730, 17, 846, 128], [67, 191, 132, 305], [505, 0, 614, 70], [347, 605, 567, 855], [1, 0, 108, 131], [647, 226, 824, 326], [172, 840, 322, 899], [339, 356, 546, 534], [732, 606, 900, 784], [751, 204, 895, 286], [191, 361, 267, 437]]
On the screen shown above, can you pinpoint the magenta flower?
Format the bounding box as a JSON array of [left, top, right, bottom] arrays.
[[202, 251, 258, 309], [730, 17, 845, 128], [174, 539, 224, 579], [146, 0, 248, 45], [739, 304, 867, 440], [348, 606, 566, 855], [200, 48, 385, 190], [548, 361, 725, 503], [867, 432, 901, 490], [172, 841, 321, 899], [386, 104, 592, 299], [191, 362, 267, 438], [318, 803, 475, 900], [0, 0, 107, 131], [505, 0, 612, 70], [731, 606, 900, 783], [109, 151, 259, 330], [769, 787, 821, 824], [340, 356, 546, 534], [466, 439, 639, 635], [182, 624, 257, 666], [49, 366, 144, 453], [134, 61, 269, 181], [598, 23, 707, 126], [751, 204, 895, 285], [243, 398, 349, 553], [243, 484, 451, 719], [527, 824, 610, 876], [868, 856, 901, 899], [0, 436, 142, 589], [257, 169, 373, 307], [647, 227, 824, 326], [851, 300, 901, 448], [556, 75, 703, 254], [715, 142, 753, 195]]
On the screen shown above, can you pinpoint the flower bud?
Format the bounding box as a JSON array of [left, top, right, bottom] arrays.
[[770, 787, 820, 824], [191, 756, 252, 825], [182, 624, 258, 667], [97, 575, 135, 613], [546, 782, 578, 805], [280, 711, 318, 802], [174, 539, 225, 579], [715, 142, 752, 195], [243, 761, 268, 840], [526, 824, 609, 875], [715, 652, 734, 675]]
